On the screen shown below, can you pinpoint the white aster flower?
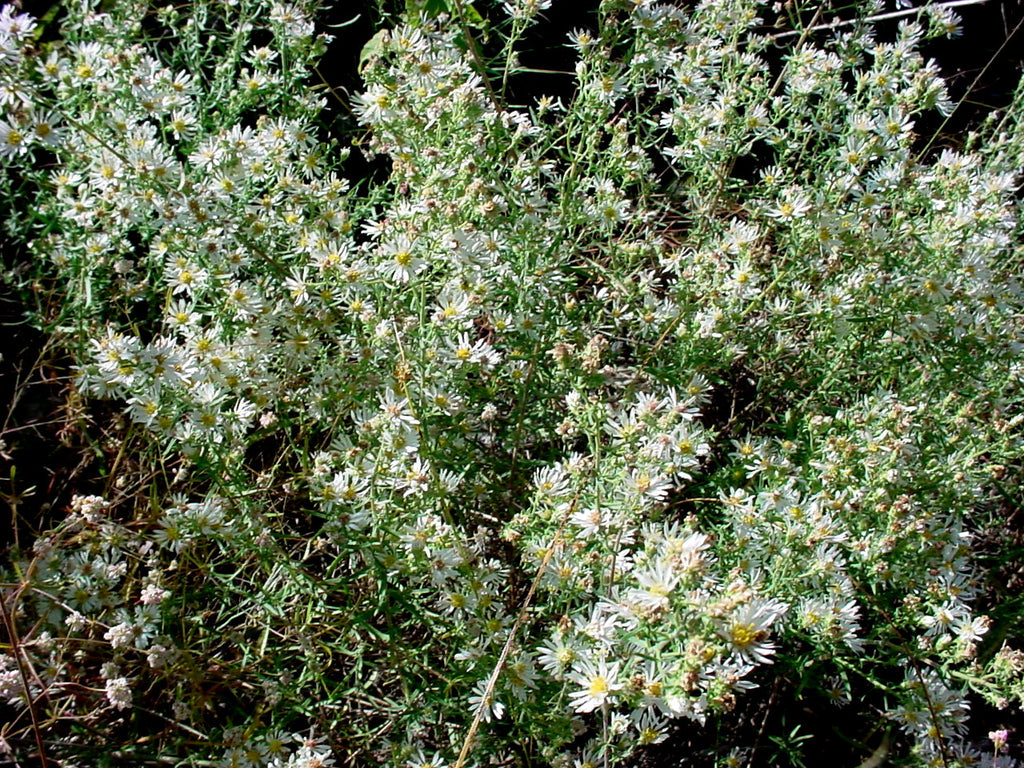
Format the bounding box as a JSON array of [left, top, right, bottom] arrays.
[[568, 658, 622, 713], [718, 598, 788, 665]]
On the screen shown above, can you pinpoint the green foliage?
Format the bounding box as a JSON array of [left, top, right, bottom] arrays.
[[1, 0, 1023, 767]]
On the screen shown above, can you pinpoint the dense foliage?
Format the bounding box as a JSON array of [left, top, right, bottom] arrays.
[[1, 0, 1023, 766]]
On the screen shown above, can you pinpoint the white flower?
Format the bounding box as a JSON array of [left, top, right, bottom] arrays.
[[921, 603, 965, 637], [953, 615, 989, 644], [379, 389, 419, 428], [765, 189, 812, 221], [627, 469, 672, 502], [502, 0, 551, 20], [468, 679, 505, 722], [718, 598, 788, 665], [380, 235, 424, 283], [570, 506, 605, 538], [104, 622, 135, 650], [354, 84, 397, 124], [146, 644, 174, 669], [0, 117, 27, 157], [105, 677, 132, 711], [568, 659, 622, 713], [633, 709, 669, 744], [506, 652, 539, 696], [0, 6, 37, 42], [630, 561, 680, 611], [407, 749, 446, 768], [140, 584, 170, 605], [29, 110, 64, 147], [537, 633, 580, 678]]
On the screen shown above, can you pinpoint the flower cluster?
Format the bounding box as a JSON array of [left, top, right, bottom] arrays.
[[0, 6, 65, 160], [1, 0, 1023, 766]]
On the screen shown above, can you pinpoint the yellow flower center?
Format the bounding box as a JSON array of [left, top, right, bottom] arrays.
[[730, 621, 760, 648]]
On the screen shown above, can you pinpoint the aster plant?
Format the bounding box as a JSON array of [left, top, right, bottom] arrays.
[[1, 0, 1023, 767]]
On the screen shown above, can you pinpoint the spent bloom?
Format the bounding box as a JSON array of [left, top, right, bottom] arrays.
[[990, 729, 1010, 751]]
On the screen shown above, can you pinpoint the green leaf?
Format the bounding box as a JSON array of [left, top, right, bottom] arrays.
[[406, 0, 485, 28], [406, 0, 451, 18], [358, 29, 390, 73]]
